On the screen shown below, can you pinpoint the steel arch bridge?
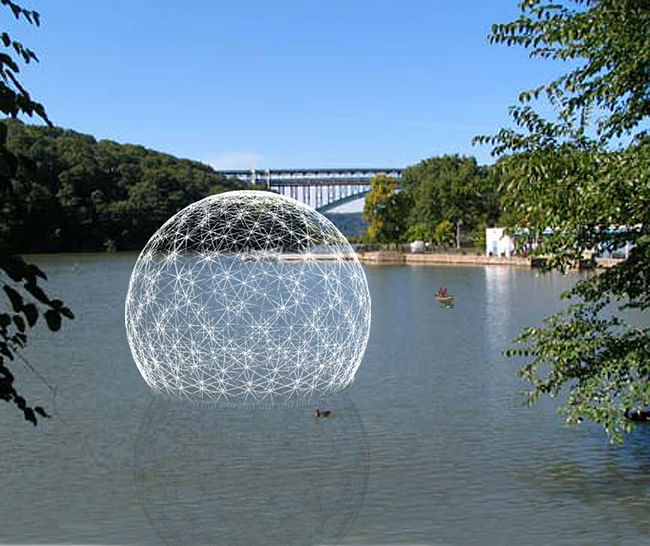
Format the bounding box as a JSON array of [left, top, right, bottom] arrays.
[[220, 168, 403, 212]]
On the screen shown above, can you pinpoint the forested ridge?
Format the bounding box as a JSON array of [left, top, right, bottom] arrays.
[[1, 119, 247, 253]]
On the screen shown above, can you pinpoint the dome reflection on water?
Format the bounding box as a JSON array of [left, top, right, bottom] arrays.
[[134, 391, 368, 545]]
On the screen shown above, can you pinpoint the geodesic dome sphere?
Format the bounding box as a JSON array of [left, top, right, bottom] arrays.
[[125, 190, 371, 405]]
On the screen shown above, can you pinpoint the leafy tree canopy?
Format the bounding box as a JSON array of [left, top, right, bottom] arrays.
[[406, 222, 431, 243], [475, 0, 650, 442], [1, 0, 73, 425], [401, 154, 499, 246], [1, 120, 247, 253], [433, 219, 455, 246], [362, 174, 410, 244]]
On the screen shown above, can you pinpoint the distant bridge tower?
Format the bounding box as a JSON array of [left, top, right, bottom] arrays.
[[220, 167, 403, 212]]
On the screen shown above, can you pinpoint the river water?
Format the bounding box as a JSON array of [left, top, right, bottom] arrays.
[[1, 253, 648, 545]]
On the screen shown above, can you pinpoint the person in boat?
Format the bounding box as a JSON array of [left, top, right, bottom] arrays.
[[441, 287, 447, 296]]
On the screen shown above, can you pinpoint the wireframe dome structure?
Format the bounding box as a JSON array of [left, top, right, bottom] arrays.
[[125, 190, 371, 405]]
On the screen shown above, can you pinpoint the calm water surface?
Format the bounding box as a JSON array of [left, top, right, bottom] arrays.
[[1, 253, 648, 545]]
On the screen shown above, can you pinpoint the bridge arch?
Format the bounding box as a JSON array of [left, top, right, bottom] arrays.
[[315, 189, 369, 213]]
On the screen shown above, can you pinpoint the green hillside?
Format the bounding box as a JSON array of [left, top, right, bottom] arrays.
[[1, 120, 247, 253]]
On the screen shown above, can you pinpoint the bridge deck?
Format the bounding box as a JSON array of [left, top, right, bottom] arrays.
[[219, 167, 402, 211], [251, 179, 377, 186], [222, 167, 402, 176]]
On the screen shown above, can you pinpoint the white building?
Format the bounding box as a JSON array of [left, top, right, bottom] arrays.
[[485, 227, 515, 257], [409, 240, 425, 253]]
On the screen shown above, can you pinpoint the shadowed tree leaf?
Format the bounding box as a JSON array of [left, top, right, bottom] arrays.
[[34, 405, 49, 417], [3, 284, 23, 311], [12, 314, 24, 332], [23, 406, 36, 425], [23, 281, 49, 305], [22, 302, 37, 326], [59, 306, 74, 319], [43, 309, 61, 331]]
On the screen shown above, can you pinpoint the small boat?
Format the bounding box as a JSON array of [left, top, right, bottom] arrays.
[[435, 294, 454, 304]]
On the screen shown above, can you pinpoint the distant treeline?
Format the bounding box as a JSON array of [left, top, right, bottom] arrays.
[[1, 120, 247, 253], [362, 155, 503, 247]]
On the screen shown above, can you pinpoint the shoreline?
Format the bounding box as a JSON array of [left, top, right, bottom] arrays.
[[356, 251, 621, 268], [19, 249, 623, 269]]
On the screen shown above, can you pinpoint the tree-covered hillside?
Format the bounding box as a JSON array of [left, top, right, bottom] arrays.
[[1, 120, 247, 253]]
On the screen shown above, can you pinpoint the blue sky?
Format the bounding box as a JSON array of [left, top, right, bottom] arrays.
[[9, 1, 566, 171]]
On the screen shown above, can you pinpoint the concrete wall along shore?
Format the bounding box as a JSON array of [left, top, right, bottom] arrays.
[[356, 251, 529, 266], [355, 251, 622, 268]]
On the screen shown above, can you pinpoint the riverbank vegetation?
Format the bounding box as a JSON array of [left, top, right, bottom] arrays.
[[1, 1, 75, 426], [363, 155, 502, 248], [476, 0, 650, 442]]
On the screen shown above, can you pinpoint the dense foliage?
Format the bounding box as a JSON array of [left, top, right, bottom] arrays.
[[362, 174, 410, 244], [1, 255, 73, 424], [402, 155, 500, 247], [0, 0, 74, 425], [475, 0, 650, 442], [363, 155, 501, 247], [1, 119, 246, 254]]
